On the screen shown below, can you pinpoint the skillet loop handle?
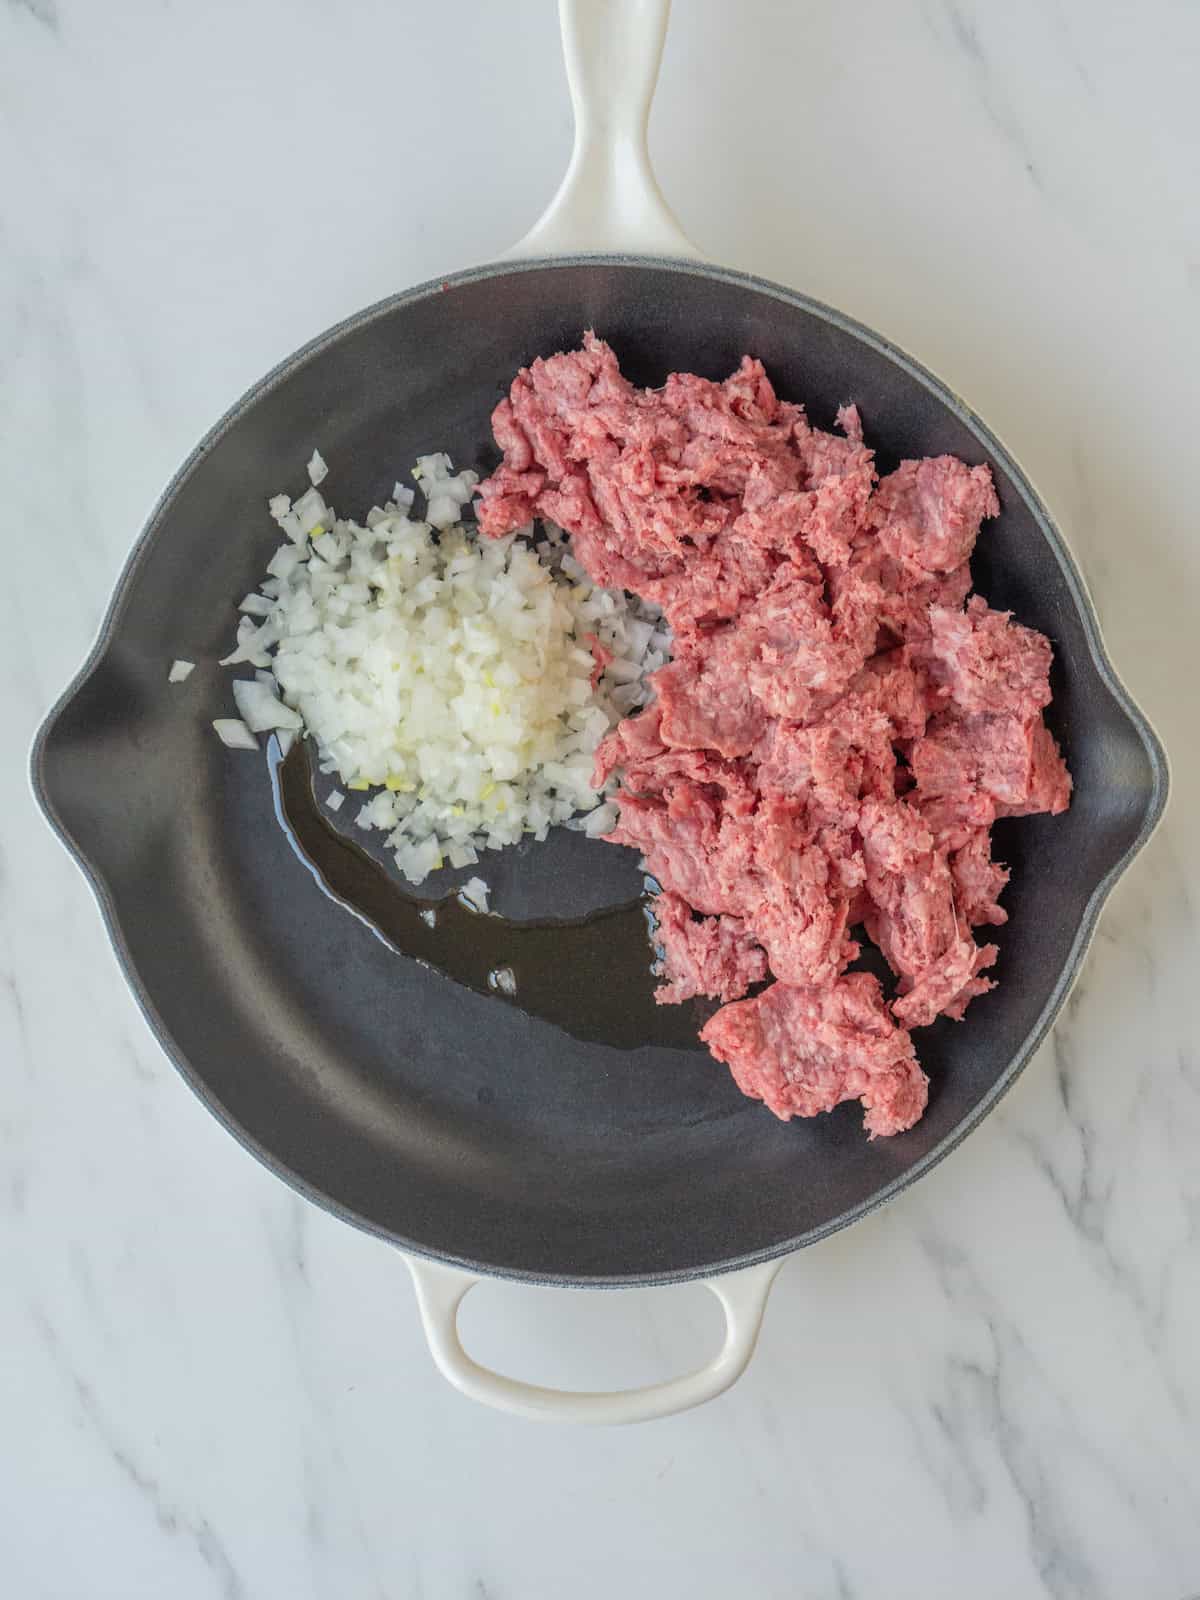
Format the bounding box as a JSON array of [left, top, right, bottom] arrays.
[[507, 0, 700, 260], [406, 1256, 781, 1424]]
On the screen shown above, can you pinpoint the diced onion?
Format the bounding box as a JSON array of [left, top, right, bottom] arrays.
[[231, 678, 303, 733], [212, 718, 258, 750], [215, 450, 670, 882], [458, 877, 490, 914]]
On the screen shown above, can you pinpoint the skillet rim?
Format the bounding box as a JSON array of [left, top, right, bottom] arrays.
[[28, 255, 1170, 1287]]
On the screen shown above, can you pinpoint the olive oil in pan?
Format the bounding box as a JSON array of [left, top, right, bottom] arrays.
[[269, 739, 711, 1051]]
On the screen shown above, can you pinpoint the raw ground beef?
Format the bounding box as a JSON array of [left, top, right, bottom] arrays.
[[477, 334, 1072, 1138], [700, 974, 928, 1139]]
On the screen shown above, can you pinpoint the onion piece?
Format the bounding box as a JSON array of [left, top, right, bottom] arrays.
[[212, 718, 258, 751], [458, 876, 491, 914], [231, 678, 303, 733], [583, 801, 618, 837]]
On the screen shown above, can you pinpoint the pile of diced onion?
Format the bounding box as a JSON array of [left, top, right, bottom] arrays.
[[213, 452, 670, 883]]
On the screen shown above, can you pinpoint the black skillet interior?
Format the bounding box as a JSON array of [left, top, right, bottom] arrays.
[[33, 261, 1167, 1284]]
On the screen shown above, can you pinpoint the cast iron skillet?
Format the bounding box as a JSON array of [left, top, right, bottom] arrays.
[[30, 1, 1167, 1422]]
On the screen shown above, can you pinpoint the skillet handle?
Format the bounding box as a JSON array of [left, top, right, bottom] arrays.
[[507, 0, 700, 260], [405, 1255, 781, 1424]]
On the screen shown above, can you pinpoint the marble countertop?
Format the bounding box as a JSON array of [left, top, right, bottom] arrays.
[[4, 1, 1199, 1595]]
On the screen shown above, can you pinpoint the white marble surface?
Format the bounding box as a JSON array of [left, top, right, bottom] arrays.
[[3, 0, 1199, 1594]]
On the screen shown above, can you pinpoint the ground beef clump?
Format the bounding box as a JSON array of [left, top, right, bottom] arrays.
[[477, 334, 1071, 1137]]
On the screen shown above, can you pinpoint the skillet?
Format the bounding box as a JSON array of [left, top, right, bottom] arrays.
[[31, 0, 1168, 1422]]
